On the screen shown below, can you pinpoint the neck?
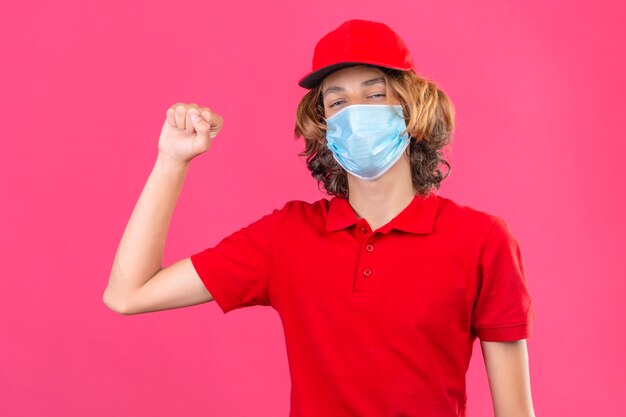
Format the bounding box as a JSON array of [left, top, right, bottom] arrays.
[[346, 153, 416, 231]]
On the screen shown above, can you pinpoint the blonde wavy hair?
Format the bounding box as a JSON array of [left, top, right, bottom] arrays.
[[294, 65, 456, 198]]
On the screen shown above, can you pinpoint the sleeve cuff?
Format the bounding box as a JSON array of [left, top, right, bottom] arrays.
[[190, 251, 236, 314], [474, 322, 533, 341]]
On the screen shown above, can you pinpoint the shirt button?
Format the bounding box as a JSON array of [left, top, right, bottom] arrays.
[[359, 227, 367, 234], [363, 268, 372, 277], [366, 244, 374, 252]]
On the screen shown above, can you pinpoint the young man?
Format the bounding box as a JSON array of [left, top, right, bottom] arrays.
[[104, 19, 536, 417]]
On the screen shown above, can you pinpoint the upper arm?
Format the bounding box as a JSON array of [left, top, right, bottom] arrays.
[[187, 206, 283, 314], [471, 215, 536, 341], [106, 257, 214, 315], [481, 339, 536, 417]]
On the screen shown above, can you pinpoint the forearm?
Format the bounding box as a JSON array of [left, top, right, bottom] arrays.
[[104, 152, 190, 303], [482, 340, 536, 417]]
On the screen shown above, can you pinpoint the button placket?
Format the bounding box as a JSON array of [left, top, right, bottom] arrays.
[[363, 239, 373, 279], [354, 234, 378, 294], [353, 220, 377, 294], [362, 241, 374, 278]]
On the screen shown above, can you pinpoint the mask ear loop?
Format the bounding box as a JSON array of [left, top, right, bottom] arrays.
[[399, 104, 413, 158], [404, 138, 412, 157]]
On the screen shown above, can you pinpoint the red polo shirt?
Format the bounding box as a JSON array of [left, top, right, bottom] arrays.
[[190, 191, 536, 417]]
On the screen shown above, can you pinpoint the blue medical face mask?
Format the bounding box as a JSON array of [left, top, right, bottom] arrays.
[[324, 104, 411, 181]]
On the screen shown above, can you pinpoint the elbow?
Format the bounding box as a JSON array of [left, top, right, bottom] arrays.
[[102, 285, 135, 315]]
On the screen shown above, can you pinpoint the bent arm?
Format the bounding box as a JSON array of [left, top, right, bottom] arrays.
[[481, 339, 536, 417], [103, 153, 210, 314]]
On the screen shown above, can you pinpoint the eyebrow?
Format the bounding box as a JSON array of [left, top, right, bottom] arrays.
[[322, 77, 386, 98]]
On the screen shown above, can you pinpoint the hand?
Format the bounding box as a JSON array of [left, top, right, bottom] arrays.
[[157, 103, 224, 163]]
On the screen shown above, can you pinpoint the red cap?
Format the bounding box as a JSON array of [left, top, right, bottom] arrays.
[[298, 19, 417, 89]]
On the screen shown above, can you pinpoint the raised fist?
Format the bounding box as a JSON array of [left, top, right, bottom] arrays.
[[158, 103, 224, 163]]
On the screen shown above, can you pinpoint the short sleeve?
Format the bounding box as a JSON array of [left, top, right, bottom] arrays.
[[471, 215, 536, 341], [189, 207, 282, 314]]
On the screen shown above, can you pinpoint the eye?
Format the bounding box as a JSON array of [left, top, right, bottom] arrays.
[[368, 93, 386, 99], [329, 99, 346, 108]]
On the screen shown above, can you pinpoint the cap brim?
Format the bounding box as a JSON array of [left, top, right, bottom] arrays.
[[298, 61, 414, 89], [298, 62, 366, 89]]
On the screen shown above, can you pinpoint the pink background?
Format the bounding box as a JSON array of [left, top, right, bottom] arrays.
[[1, 0, 625, 416]]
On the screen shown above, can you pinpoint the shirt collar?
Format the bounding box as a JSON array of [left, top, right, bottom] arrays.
[[325, 191, 439, 234]]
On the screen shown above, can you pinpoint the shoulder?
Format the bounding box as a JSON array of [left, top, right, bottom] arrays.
[[433, 193, 510, 239], [279, 197, 330, 211], [273, 197, 331, 226], [275, 197, 330, 215], [435, 193, 497, 223]]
